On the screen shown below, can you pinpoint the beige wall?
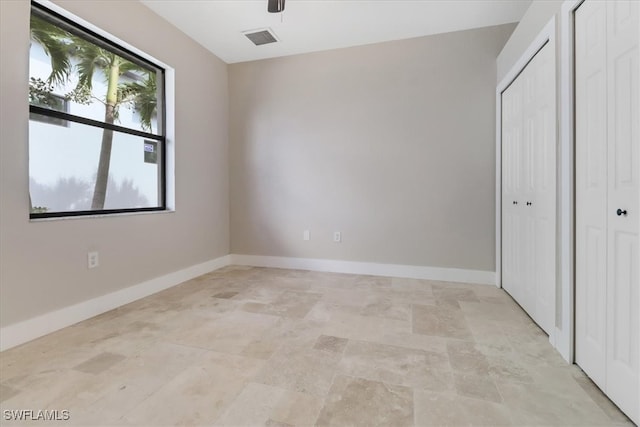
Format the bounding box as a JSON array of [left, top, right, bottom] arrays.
[[0, 0, 229, 327], [497, 0, 563, 83], [229, 24, 515, 272]]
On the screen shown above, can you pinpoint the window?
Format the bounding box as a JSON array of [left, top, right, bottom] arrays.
[[29, 2, 166, 218]]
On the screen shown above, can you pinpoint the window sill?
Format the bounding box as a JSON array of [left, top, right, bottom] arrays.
[[29, 208, 175, 222]]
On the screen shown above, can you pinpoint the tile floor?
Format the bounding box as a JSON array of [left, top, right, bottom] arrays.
[[0, 266, 633, 426]]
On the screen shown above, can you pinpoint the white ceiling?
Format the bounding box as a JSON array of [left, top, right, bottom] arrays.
[[141, 0, 531, 64]]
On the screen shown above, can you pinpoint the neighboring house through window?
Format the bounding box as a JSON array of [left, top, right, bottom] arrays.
[[29, 92, 69, 127]]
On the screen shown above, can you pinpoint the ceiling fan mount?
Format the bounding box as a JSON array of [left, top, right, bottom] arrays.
[[267, 0, 285, 13]]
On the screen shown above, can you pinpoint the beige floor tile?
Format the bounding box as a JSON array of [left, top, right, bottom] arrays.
[[166, 310, 280, 354], [122, 351, 264, 426], [432, 285, 480, 302], [264, 420, 294, 427], [304, 298, 362, 323], [353, 275, 393, 289], [458, 297, 530, 324], [306, 272, 358, 290], [1, 327, 114, 383], [253, 343, 341, 397], [233, 286, 285, 304], [316, 288, 368, 306], [61, 382, 153, 426], [270, 389, 325, 426], [446, 340, 491, 375], [213, 383, 285, 426], [0, 384, 19, 403], [528, 366, 603, 400], [571, 368, 635, 425], [458, 394, 513, 426], [373, 331, 448, 354], [316, 375, 413, 427], [484, 352, 534, 384], [339, 340, 452, 392], [213, 290, 239, 299], [453, 373, 503, 403], [360, 296, 412, 321], [415, 389, 513, 427], [240, 338, 281, 360], [466, 318, 513, 346], [0, 369, 103, 413], [312, 302, 447, 354], [99, 341, 209, 391], [313, 335, 348, 354], [90, 342, 203, 390], [241, 290, 323, 319], [374, 287, 436, 305], [414, 390, 470, 426], [322, 311, 411, 342], [391, 277, 435, 293], [497, 380, 618, 426], [510, 336, 576, 369], [73, 352, 126, 374], [241, 317, 325, 360], [412, 303, 473, 340], [187, 295, 241, 319], [52, 342, 208, 425]]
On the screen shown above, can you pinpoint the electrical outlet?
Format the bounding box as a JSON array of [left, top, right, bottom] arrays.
[[88, 251, 99, 269], [333, 231, 341, 243], [303, 230, 310, 241]]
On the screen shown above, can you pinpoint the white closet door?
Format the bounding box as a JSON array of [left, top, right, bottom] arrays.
[[575, 0, 608, 390], [502, 72, 524, 305], [605, 0, 638, 421], [501, 40, 556, 335], [530, 42, 556, 334], [576, 1, 639, 423], [521, 54, 538, 318]]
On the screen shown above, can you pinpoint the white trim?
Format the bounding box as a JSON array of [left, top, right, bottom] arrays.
[[557, 0, 583, 364], [30, 209, 176, 222], [496, 17, 557, 92], [31, 0, 177, 213], [495, 17, 557, 346], [230, 254, 496, 286], [0, 255, 231, 351], [164, 67, 176, 211], [495, 90, 502, 288]]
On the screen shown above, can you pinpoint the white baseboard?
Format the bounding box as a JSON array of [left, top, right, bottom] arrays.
[[554, 326, 573, 363], [0, 255, 232, 352], [230, 254, 496, 286]]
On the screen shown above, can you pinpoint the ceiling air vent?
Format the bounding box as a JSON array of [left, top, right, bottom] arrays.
[[243, 28, 278, 46]]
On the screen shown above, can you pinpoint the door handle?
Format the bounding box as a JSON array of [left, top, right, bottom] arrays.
[[513, 201, 518, 205], [616, 209, 627, 216], [526, 201, 532, 206]]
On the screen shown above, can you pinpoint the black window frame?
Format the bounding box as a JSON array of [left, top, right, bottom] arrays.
[[29, 2, 167, 219]]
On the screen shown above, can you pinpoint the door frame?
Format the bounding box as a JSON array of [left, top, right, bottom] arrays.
[[495, 17, 557, 350], [557, 0, 585, 365]]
